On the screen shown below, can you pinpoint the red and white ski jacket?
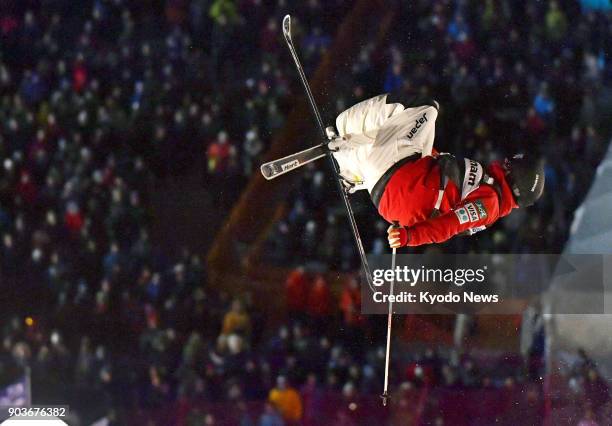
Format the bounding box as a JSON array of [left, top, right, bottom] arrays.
[[377, 156, 517, 246]]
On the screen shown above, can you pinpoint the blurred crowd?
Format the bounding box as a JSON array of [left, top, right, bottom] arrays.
[[0, 0, 611, 424], [0, 0, 346, 422], [265, 0, 612, 267]]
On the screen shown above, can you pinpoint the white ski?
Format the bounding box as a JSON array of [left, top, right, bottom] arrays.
[[260, 143, 327, 180]]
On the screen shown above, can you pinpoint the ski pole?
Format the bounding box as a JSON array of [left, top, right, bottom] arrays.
[[381, 220, 399, 406]]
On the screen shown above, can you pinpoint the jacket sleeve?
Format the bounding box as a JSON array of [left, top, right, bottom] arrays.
[[406, 190, 499, 246]]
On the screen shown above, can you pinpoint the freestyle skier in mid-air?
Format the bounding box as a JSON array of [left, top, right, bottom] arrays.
[[261, 15, 545, 403], [327, 93, 545, 248]]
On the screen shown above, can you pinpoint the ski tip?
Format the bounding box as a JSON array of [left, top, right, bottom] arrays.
[[282, 15, 291, 37], [260, 164, 274, 180]]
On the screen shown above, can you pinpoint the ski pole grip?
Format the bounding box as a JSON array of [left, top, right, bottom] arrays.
[[392, 220, 400, 229], [325, 126, 338, 140]]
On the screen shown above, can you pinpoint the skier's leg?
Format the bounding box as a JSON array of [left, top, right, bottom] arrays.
[[383, 91, 440, 155], [386, 92, 440, 112], [330, 93, 440, 192], [335, 94, 404, 138], [367, 101, 439, 182]]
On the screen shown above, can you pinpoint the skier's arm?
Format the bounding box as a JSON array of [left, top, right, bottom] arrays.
[[389, 192, 499, 247], [410, 193, 499, 245]]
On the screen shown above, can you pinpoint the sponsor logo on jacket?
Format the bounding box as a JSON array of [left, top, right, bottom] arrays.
[[406, 112, 428, 139], [455, 207, 470, 224], [455, 200, 488, 225], [467, 160, 479, 186], [465, 203, 479, 222], [461, 158, 484, 200], [467, 225, 486, 235], [474, 200, 487, 219]]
